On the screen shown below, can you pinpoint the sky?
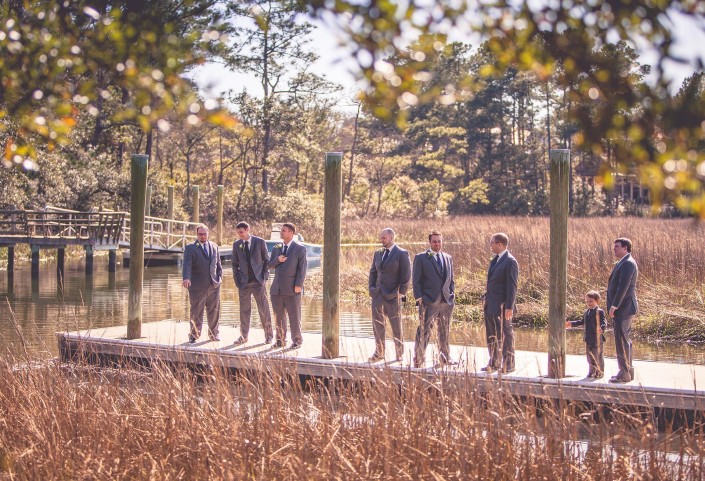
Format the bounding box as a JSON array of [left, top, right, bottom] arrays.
[[188, 8, 705, 115]]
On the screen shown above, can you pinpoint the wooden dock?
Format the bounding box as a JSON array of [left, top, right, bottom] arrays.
[[57, 320, 705, 411]]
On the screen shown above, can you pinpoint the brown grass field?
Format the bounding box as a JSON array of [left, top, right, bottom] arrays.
[[300, 216, 705, 343], [1, 355, 704, 480]]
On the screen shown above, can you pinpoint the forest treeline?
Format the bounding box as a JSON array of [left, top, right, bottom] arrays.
[[2, 1, 704, 231]]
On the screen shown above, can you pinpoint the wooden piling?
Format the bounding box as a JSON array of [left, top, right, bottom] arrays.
[[145, 185, 152, 217], [57, 247, 65, 281], [192, 185, 200, 224], [547, 149, 570, 378], [7, 246, 14, 275], [31, 245, 40, 278], [108, 249, 117, 272], [322, 152, 343, 359], [128, 154, 149, 340], [216, 185, 224, 245], [85, 245, 94, 275], [167, 185, 174, 244], [167, 186, 174, 219]]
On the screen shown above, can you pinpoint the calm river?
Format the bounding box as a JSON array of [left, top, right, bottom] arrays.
[[1, 256, 704, 364]]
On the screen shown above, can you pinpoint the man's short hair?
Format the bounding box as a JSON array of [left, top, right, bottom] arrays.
[[282, 222, 296, 234], [428, 230, 442, 242], [196, 223, 209, 234], [586, 290, 601, 302], [236, 221, 250, 230], [381, 227, 395, 238], [614, 237, 632, 253], [492, 232, 509, 246]]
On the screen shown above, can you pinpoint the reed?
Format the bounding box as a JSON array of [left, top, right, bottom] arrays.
[[0, 354, 703, 479], [306, 216, 705, 341]]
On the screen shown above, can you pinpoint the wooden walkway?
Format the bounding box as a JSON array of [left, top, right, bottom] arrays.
[[57, 320, 705, 411]]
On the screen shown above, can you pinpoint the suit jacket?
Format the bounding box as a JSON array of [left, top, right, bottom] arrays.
[[484, 251, 519, 316], [368, 245, 411, 301], [183, 240, 222, 292], [268, 241, 307, 296], [232, 235, 270, 288], [570, 307, 607, 346], [606, 253, 638, 317], [412, 250, 454, 305]]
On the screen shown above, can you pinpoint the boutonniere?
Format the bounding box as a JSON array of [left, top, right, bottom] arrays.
[[275, 243, 283, 249], [378, 248, 385, 254], [427, 251, 434, 258], [239, 243, 245, 250]]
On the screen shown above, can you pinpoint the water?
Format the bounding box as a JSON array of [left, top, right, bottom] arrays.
[[2, 257, 705, 364]]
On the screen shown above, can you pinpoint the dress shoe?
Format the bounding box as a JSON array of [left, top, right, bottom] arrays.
[[289, 342, 302, 349], [273, 339, 285, 348], [234, 336, 247, 346], [209, 336, 220, 342], [368, 353, 385, 363], [481, 366, 496, 373], [188, 336, 197, 344], [593, 373, 604, 379], [609, 375, 629, 383], [265, 336, 273, 344], [501, 367, 515, 374]]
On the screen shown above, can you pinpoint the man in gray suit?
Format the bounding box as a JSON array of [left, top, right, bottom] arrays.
[[232, 221, 273, 345], [481, 232, 519, 373], [268, 222, 307, 349], [412, 231, 455, 368], [182, 224, 223, 343], [368, 227, 411, 362], [606, 237, 639, 383]]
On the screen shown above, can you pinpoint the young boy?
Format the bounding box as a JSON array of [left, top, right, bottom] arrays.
[[566, 290, 607, 379]]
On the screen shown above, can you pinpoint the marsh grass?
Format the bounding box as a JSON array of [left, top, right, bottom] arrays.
[[0, 353, 704, 480], [305, 216, 705, 341]]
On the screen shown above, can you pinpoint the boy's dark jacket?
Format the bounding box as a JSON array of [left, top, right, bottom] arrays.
[[569, 307, 607, 346]]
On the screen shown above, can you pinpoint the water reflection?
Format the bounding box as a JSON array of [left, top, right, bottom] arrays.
[[1, 258, 705, 364]]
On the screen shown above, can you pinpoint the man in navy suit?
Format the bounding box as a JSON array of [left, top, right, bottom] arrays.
[[606, 237, 639, 383], [268, 222, 307, 349], [182, 224, 223, 343], [412, 231, 455, 368], [232, 221, 273, 345], [368, 227, 411, 362], [481, 232, 519, 373]]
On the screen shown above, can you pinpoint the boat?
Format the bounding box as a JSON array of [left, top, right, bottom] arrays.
[[265, 223, 322, 268]]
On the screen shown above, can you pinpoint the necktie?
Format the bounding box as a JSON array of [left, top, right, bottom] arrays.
[[436, 252, 443, 272], [282, 244, 288, 256], [382, 248, 389, 263], [490, 255, 498, 270], [244, 240, 250, 256]]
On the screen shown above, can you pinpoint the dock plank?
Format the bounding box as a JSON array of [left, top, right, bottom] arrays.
[[57, 320, 705, 411]]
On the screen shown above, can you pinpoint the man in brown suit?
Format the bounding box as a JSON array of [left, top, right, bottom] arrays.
[[368, 227, 411, 362], [182, 224, 223, 343]]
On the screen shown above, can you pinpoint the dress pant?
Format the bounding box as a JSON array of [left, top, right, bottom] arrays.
[[484, 306, 514, 371], [371, 296, 404, 358], [613, 314, 634, 380], [238, 281, 273, 339], [271, 294, 303, 344], [414, 301, 453, 367], [586, 342, 605, 377], [188, 284, 220, 339]]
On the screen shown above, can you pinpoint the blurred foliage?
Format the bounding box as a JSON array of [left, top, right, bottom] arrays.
[[1, 0, 237, 167], [309, 0, 705, 217]]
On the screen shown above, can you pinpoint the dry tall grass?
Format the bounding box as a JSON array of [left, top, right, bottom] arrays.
[[306, 216, 705, 341], [1, 354, 704, 480]]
